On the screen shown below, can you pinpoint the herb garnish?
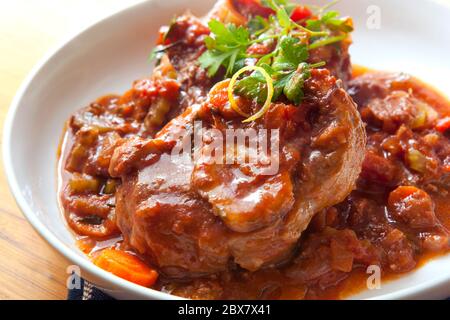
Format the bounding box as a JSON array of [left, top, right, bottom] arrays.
[[150, 0, 353, 121], [233, 36, 325, 106], [199, 0, 352, 110], [198, 20, 252, 77]]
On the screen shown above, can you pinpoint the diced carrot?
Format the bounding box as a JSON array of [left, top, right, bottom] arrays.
[[93, 249, 158, 287], [388, 186, 437, 229], [389, 185, 420, 200], [436, 116, 450, 133]]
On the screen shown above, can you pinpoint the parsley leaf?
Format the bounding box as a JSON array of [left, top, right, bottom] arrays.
[[276, 5, 292, 29], [248, 16, 270, 35], [208, 20, 250, 47], [261, 0, 297, 15], [234, 74, 268, 104], [306, 10, 353, 34], [234, 37, 311, 105], [269, 37, 310, 103], [199, 20, 250, 77], [283, 63, 311, 104], [199, 50, 235, 77], [272, 36, 308, 71]]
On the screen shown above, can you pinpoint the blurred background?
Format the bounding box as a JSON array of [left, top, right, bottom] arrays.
[[0, 0, 143, 300]]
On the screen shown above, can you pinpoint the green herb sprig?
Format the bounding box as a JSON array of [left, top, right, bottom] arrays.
[[197, 0, 352, 108], [149, 0, 353, 120], [198, 20, 252, 77]]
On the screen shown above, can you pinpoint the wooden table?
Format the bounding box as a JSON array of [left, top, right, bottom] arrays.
[[0, 0, 143, 300]]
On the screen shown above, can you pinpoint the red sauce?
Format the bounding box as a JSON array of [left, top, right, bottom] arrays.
[[57, 5, 450, 300]]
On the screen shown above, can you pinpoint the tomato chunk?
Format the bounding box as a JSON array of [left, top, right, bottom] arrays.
[[388, 186, 437, 229], [436, 116, 450, 133], [290, 6, 312, 22]]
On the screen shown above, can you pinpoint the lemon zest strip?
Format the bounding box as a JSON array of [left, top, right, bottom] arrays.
[[227, 65, 274, 123]]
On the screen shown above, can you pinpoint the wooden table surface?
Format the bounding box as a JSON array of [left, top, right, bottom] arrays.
[[0, 0, 143, 300]]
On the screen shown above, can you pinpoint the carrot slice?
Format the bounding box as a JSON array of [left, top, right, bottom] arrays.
[[93, 249, 158, 287]]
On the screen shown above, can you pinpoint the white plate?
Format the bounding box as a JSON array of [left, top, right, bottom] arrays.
[[3, 0, 450, 300]]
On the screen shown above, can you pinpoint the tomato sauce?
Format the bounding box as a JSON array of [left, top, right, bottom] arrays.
[[57, 2, 450, 300]]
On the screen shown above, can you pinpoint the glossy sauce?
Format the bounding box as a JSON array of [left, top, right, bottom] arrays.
[[58, 66, 450, 299], [57, 1, 450, 298]]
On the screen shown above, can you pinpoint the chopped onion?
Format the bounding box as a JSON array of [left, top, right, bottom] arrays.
[[69, 175, 100, 193], [406, 148, 427, 173]]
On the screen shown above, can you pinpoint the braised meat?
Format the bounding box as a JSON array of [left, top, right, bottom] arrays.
[[58, 0, 450, 300], [109, 69, 365, 277]]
